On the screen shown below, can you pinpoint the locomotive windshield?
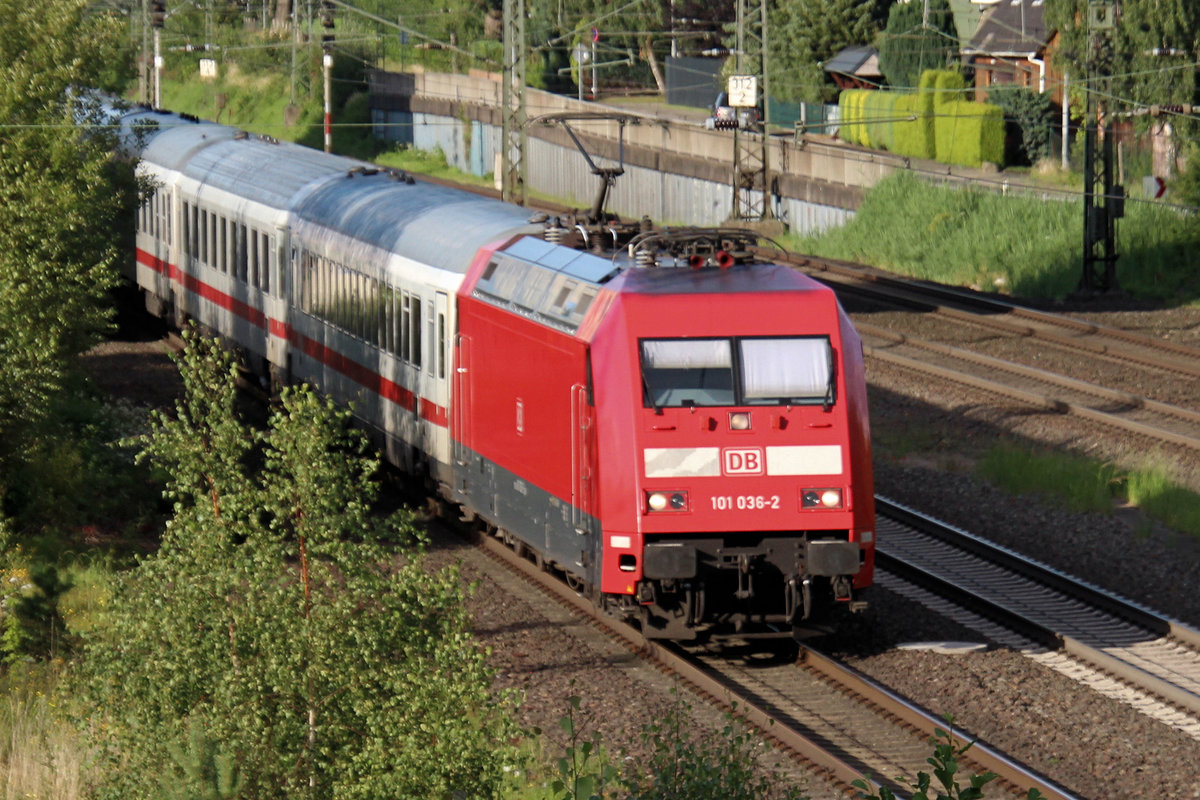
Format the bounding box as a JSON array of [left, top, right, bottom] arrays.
[[640, 336, 834, 408]]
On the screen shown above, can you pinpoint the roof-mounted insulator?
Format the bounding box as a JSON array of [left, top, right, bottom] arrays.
[[544, 217, 567, 244]]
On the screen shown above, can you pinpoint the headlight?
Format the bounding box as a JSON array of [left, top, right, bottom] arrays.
[[802, 488, 843, 509], [728, 412, 751, 431], [646, 491, 689, 512]]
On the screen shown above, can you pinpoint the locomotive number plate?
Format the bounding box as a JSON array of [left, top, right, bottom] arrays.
[[710, 495, 781, 511]]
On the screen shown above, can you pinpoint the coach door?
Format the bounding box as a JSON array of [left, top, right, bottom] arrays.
[[421, 292, 451, 470], [452, 332, 471, 466]]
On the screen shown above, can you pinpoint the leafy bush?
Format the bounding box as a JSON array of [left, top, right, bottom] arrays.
[[76, 330, 518, 799], [623, 694, 806, 800], [989, 88, 1058, 166]]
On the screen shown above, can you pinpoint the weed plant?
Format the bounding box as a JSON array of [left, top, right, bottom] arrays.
[[1125, 466, 1200, 537]]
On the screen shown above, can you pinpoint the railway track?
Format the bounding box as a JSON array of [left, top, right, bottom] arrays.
[[770, 250, 1200, 383], [461, 518, 1082, 800], [876, 497, 1200, 739], [858, 323, 1200, 452]]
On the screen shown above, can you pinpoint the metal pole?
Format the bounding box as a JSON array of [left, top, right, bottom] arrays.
[[141, 0, 149, 104], [1061, 71, 1069, 170], [153, 27, 162, 108], [323, 51, 333, 153]]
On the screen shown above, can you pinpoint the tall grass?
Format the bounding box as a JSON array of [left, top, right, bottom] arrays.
[[977, 443, 1119, 514], [976, 442, 1200, 542], [792, 171, 1200, 302], [1125, 466, 1200, 537], [0, 666, 91, 800]]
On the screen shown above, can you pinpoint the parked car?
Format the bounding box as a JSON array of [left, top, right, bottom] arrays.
[[704, 91, 761, 131]]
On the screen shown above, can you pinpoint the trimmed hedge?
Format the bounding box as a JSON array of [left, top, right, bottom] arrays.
[[834, 70, 1002, 168], [931, 70, 1004, 167]]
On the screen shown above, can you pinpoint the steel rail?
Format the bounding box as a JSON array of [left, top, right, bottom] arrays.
[[797, 646, 1081, 800]]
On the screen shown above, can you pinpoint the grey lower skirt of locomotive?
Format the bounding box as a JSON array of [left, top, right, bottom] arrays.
[[608, 531, 868, 640]]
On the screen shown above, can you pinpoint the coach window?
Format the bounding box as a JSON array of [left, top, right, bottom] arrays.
[[437, 307, 446, 379], [739, 337, 835, 407], [248, 230, 259, 287], [234, 222, 244, 280], [401, 293, 411, 361], [263, 234, 273, 293], [371, 279, 384, 347], [410, 294, 422, 368], [640, 339, 735, 408], [181, 203, 190, 256], [189, 204, 199, 260], [211, 213, 220, 270], [202, 210, 211, 266], [349, 271, 360, 337]]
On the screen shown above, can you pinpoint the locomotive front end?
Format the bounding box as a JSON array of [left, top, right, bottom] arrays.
[[591, 261, 874, 641]]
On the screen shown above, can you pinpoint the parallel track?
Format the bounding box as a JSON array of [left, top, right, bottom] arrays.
[[876, 497, 1200, 736], [859, 323, 1200, 452]]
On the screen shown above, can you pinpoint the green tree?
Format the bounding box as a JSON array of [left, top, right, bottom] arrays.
[[1045, 0, 1198, 135], [876, 0, 959, 90], [0, 0, 134, 526], [78, 331, 516, 799], [771, 0, 877, 103]]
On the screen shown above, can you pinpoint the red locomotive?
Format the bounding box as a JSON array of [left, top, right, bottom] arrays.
[[115, 102, 874, 641]]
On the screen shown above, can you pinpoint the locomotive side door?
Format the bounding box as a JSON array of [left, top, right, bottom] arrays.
[[570, 381, 595, 535]]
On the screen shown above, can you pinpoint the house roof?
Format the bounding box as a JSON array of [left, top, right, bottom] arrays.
[[964, 0, 1047, 57], [823, 46, 882, 78], [948, 0, 984, 45]]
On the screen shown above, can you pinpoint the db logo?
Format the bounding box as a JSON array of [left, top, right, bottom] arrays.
[[722, 447, 764, 475]]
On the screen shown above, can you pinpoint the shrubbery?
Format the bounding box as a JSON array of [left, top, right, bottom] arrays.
[[75, 330, 518, 799]]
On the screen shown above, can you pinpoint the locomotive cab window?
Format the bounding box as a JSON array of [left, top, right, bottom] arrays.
[[640, 336, 835, 409], [739, 337, 835, 406], [640, 339, 735, 408]]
